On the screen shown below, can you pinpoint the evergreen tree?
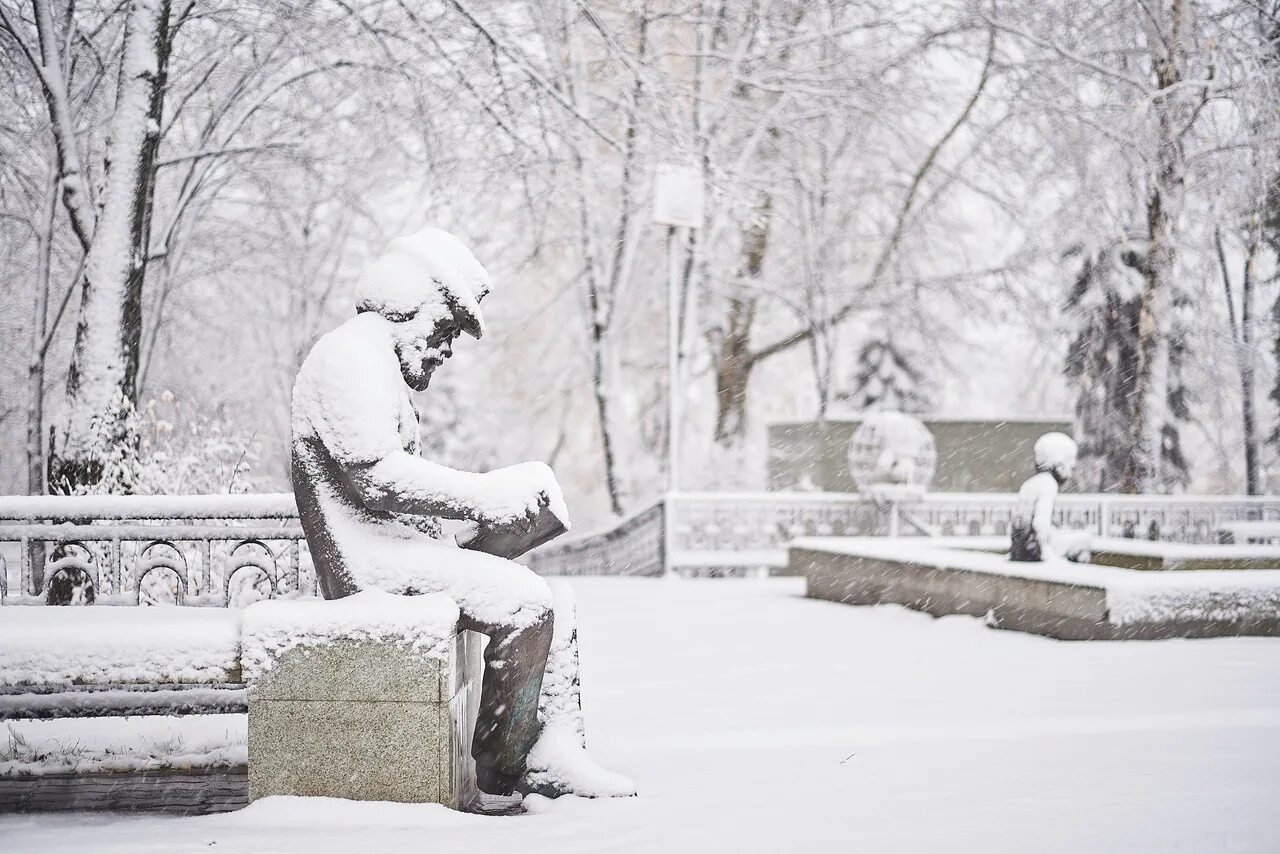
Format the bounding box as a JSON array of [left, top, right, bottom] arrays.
[[836, 338, 932, 415], [1064, 242, 1189, 492]]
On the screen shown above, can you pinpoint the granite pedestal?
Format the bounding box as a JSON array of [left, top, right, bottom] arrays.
[[248, 630, 483, 809]]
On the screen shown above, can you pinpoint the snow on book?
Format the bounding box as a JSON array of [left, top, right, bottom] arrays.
[[456, 503, 568, 561]]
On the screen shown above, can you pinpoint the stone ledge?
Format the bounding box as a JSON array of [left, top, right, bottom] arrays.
[[794, 540, 1280, 640]]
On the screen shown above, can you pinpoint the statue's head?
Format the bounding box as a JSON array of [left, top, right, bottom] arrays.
[[1034, 432, 1077, 485], [354, 228, 491, 391]]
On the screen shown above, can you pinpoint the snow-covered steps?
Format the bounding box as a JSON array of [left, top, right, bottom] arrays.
[[0, 606, 242, 688], [0, 714, 247, 814], [1, 593, 485, 814], [0, 605, 245, 723], [793, 537, 1280, 640], [0, 684, 246, 719]]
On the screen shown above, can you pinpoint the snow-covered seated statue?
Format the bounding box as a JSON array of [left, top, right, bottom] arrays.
[[1009, 432, 1089, 563], [291, 227, 634, 799]]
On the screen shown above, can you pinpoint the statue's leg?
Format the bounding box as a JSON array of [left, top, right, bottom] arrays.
[[1009, 520, 1042, 562], [538, 579, 586, 747], [460, 606, 554, 791], [519, 580, 636, 798]]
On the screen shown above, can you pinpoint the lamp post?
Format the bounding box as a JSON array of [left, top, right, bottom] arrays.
[[653, 162, 703, 574]]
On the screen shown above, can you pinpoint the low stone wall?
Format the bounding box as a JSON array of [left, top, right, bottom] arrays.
[[794, 538, 1280, 640], [1086, 537, 1280, 572]]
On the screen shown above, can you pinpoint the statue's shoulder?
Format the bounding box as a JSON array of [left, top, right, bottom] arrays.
[[293, 314, 399, 415], [301, 314, 395, 375], [1018, 470, 1058, 501]]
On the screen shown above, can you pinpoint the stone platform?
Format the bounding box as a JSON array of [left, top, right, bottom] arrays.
[[1085, 536, 1280, 571], [244, 592, 482, 810], [248, 632, 482, 809], [794, 537, 1280, 640]]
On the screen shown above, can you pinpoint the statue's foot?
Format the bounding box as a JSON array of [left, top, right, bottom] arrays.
[[519, 723, 637, 799], [476, 763, 522, 797]]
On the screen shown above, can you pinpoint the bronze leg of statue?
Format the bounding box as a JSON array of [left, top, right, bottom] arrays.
[[1009, 520, 1043, 562], [461, 608, 555, 793]]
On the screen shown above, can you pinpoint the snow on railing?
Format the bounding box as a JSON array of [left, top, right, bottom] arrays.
[[530, 491, 1280, 577], [6, 491, 1280, 600], [529, 500, 666, 578], [0, 493, 305, 607]]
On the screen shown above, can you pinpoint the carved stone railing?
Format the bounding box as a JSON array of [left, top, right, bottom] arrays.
[[0, 494, 306, 606], [529, 491, 1280, 577], [7, 491, 1279, 597], [528, 500, 666, 577], [912, 493, 1280, 543]]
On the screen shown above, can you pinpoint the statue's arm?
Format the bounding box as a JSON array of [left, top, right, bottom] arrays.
[[1030, 478, 1059, 557], [339, 451, 542, 528], [299, 343, 549, 530]]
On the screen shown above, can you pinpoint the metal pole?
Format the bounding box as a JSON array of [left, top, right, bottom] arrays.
[[664, 225, 681, 578], [667, 224, 681, 494]]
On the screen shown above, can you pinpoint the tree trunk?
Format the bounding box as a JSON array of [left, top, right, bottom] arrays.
[[1122, 1, 1187, 494], [1241, 244, 1261, 494], [712, 195, 772, 446], [50, 0, 169, 494], [124, 0, 174, 402], [25, 166, 59, 593], [713, 296, 757, 444]]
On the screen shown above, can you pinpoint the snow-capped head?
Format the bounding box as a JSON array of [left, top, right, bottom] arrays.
[[1034, 432, 1077, 481], [354, 228, 492, 391], [354, 227, 491, 337]]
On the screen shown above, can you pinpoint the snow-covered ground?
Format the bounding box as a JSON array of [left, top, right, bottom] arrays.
[[4, 576, 1280, 852]]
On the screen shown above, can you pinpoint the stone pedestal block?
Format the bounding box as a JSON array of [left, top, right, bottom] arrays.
[[248, 631, 483, 809]]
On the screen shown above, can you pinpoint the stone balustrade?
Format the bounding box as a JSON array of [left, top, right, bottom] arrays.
[[4, 491, 1280, 597], [531, 491, 1280, 577], [0, 494, 305, 606]]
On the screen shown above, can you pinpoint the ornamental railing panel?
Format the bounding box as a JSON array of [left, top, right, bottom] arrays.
[[907, 494, 1280, 543], [0, 494, 306, 607]]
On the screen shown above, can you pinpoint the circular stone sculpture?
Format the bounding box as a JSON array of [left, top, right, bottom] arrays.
[[847, 411, 937, 498]]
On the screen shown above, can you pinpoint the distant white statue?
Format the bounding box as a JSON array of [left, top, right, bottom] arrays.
[[1010, 432, 1089, 562]]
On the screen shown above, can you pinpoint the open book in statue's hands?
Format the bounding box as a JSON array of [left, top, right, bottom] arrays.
[[454, 465, 569, 560], [455, 501, 567, 560]]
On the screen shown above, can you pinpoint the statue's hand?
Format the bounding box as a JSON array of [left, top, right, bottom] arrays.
[[476, 488, 551, 535]]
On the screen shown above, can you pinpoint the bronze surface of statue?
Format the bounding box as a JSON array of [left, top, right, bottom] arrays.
[[291, 227, 633, 799]]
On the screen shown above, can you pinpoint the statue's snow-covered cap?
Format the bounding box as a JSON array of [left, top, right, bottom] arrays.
[[1034, 432, 1078, 468], [354, 227, 491, 338]]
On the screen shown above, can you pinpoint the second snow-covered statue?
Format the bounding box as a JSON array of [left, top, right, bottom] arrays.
[[291, 227, 634, 800], [1009, 432, 1089, 562]]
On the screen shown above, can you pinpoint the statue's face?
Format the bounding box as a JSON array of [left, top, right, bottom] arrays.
[[391, 311, 461, 391]]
